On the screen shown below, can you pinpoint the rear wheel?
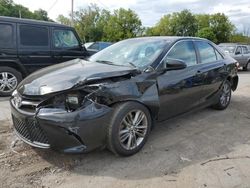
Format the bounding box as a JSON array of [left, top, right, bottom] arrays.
[[107, 102, 152, 156], [212, 80, 231, 110], [0, 67, 22, 96]]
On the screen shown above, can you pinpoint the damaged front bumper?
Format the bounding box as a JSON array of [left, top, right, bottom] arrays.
[[10, 98, 113, 154]]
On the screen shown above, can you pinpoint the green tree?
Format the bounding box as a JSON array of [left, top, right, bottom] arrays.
[[33, 9, 50, 21], [56, 14, 71, 26], [197, 27, 217, 43], [0, 0, 51, 21], [230, 33, 250, 43], [147, 10, 197, 37], [95, 9, 111, 41], [210, 13, 235, 43], [146, 14, 172, 36], [74, 4, 103, 42], [103, 8, 142, 41], [170, 10, 198, 36]]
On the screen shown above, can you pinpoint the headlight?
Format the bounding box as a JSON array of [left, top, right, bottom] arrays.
[[42, 91, 88, 112], [65, 93, 80, 111]]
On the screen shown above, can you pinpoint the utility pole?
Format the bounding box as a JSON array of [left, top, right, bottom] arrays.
[[19, 10, 22, 18], [71, 0, 74, 26]]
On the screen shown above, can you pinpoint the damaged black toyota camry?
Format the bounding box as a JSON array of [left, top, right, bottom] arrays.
[[10, 37, 238, 156]]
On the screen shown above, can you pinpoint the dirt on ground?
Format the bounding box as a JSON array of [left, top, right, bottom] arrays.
[[0, 72, 250, 188]]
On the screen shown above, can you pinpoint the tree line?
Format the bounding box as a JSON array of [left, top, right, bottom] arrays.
[[1, 0, 250, 44], [0, 0, 51, 21], [57, 5, 250, 44]]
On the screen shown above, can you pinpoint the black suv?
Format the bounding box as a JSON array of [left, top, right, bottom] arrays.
[[0, 16, 88, 96]]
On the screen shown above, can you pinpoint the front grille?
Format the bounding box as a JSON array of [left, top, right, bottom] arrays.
[[12, 115, 50, 148]]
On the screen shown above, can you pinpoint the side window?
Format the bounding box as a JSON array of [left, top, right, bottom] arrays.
[[53, 29, 79, 48], [242, 46, 249, 54], [215, 49, 224, 60], [19, 25, 49, 47], [235, 46, 242, 55], [195, 41, 217, 64], [0, 24, 14, 48], [167, 41, 197, 66]]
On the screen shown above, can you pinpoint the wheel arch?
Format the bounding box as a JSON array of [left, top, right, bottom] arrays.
[[227, 75, 238, 91], [0, 60, 27, 78], [109, 99, 157, 122]]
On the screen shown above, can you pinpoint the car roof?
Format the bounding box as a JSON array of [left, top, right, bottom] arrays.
[[125, 36, 209, 43], [0, 16, 71, 28]]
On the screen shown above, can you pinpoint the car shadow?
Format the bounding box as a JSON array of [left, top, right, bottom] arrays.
[[34, 94, 250, 180]]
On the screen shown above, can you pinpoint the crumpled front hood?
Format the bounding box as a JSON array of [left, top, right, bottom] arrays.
[[17, 59, 137, 96]]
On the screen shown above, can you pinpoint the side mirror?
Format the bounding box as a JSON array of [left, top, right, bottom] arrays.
[[164, 58, 187, 70]]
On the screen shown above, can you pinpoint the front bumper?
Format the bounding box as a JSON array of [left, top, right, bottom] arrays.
[[10, 98, 113, 154]]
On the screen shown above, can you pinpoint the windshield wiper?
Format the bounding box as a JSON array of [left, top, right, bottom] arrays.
[[95, 60, 117, 65], [127, 62, 137, 68], [95, 60, 137, 68]]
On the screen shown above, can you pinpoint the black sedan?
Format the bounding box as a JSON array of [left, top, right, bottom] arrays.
[[10, 37, 238, 156]]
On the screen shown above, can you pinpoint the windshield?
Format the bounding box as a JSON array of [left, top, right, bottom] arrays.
[[89, 38, 168, 68], [219, 45, 236, 53]]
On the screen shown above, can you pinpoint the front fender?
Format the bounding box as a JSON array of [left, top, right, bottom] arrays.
[[86, 79, 160, 119]]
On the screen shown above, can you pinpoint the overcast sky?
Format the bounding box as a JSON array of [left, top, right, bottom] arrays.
[[13, 0, 250, 32]]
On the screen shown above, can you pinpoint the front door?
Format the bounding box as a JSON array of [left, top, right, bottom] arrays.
[[157, 40, 204, 121], [51, 28, 88, 64], [233, 46, 245, 65]]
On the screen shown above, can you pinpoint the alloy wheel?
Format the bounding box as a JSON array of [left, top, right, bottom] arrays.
[[119, 110, 148, 150], [0, 72, 18, 93], [220, 82, 231, 107]]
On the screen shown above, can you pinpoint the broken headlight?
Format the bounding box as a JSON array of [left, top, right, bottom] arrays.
[[65, 93, 80, 111], [41, 89, 98, 112]]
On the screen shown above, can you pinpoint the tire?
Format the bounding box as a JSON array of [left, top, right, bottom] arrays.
[[107, 101, 152, 156], [212, 80, 231, 110], [243, 62, 249, 71], [0, 66, 22, 96]]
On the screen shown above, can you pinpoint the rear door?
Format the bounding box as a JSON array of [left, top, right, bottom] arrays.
[[157, 40, 204, 120], [0, 22, 17, 62], [193, 40, 227, 104], [17, 24, 53, 73], [51, 28, 88, 63]]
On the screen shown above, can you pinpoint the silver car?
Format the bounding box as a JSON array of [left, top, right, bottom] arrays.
[[219, 43, 250, 71]]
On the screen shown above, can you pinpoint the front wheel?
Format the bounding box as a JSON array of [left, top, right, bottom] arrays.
[[107, 102, 152, 156], [243, 62, 249, 71], [212, 80, 231, 110], [0, 67, 22, 96]]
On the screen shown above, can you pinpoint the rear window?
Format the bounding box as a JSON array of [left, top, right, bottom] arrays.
[[0, 24, 14, 48], [195, 41, 217, 64], [19, 25, 49, 47]]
